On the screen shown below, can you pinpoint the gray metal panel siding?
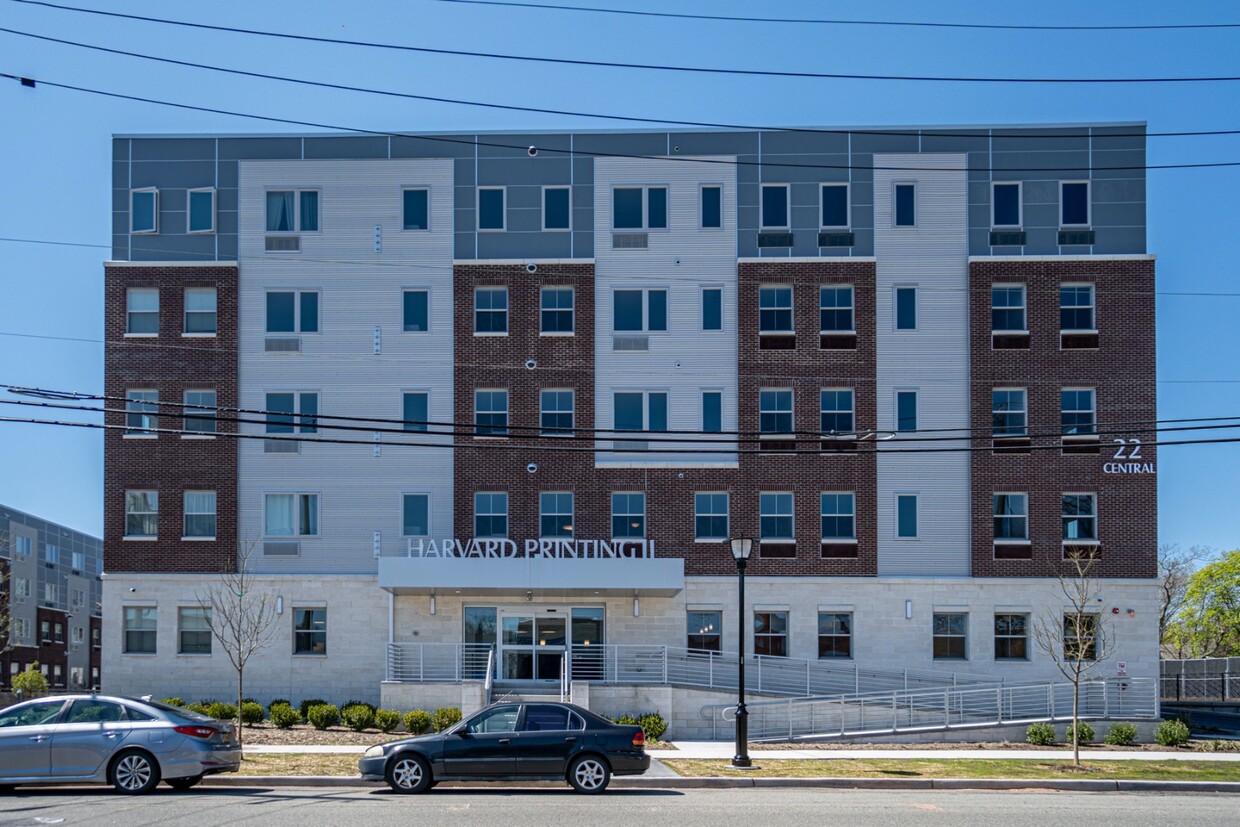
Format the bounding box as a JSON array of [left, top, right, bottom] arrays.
[[237, 159, 456, 574], [874, 154, 971, 577], [303, 136, 389, 159]]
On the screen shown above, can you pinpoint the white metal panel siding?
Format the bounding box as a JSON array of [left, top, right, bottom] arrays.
[[874, 154, 970, 576], [238, 159, 455, 573], [593, 157, 739, 464]]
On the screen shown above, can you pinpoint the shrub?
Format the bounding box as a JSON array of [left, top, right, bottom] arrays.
[[160, 697, 185, 708], [12, 663, 49, 699], [307, 704, 340, 731], [1155, 718, 1191, 747], [206, 702, 237, 722], [342, 704, 375, 732], [613, 714, 639, 727], [638, 713, 668, 741], [374, 709, 401, 733], [1065, 720, 1095, 744], [269, 698, 291, 714], [270, 704, 301, 729], [1026, 722, 1056, 746], [240, 701, 265, 726], [432, 706, 463, 733], [403, 709, 432, 735], [344, 700, 377, 715], [299, 698, 328, 719], [1103, 721, 1138, 746], [184, 702, 212, 716]]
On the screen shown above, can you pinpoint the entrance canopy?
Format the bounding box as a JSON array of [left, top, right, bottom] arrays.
[[379, 555, 685, 597]]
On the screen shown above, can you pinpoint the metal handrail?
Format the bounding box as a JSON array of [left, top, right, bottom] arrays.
[[483, 647, 495, 704]]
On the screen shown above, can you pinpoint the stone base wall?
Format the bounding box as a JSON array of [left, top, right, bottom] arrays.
[[379, 682, 487, 718]]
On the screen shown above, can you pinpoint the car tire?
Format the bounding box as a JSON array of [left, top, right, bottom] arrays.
[[0, 784, 16, 795], [109, 749, 161, 794], [385, 753, 432, 794], [567, 754, 611, 794], [167, 775, 203, 791]]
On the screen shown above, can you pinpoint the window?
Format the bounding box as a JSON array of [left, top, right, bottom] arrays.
[[821, 493, 856, 540], [543, 186, 570, 231], [1063, 613, 1099, 660], [183, 389, 217, 434], [465, 704, 520, 734], [540, 287, 574, 334], [540, 492, 574, 538], [701, 185, 722, 229], [759, 493, 794, 541], [474, 389, 509, 436], [178, 607, 212, 655], [687, 610, 722, 651], [71, 626, 85, 645], [694, 493, 729, 541], [611, 492, 646, 539], [759, 286, 793, 334], [522, 705, 573, 732], [896, 390, 918, 433], [991, 285, 1027, 332], [264, 493, 318, 536], [613, 289, 667, 332], [702, 391, 722, 433], [402, 493, 429, 536], [761, 184, 789, 229], [820, 286, 854, 332], [14, 577, 30, 598], [819, 388, 855, 436], [614, 393, 667, 439], [188, 188, 215, 234], [125, 491, 158, 538], [992, 389, 1027, 437], [821, 184, 849, 229], [44, 582, 58, 603], [71, 587, 84, 608], [131, 188, 158, 234], [1060, 284, 1096, 331], [933, 613, 967, 659], [894, 183, 916, 227], [894, 286, 917, 330], [265, 392, 318, 434], [896, 494, 918, 538], [125, 390, 158, 435], [266, 291, 319, 333], [753, 611, 788, 657], [293, 608, 326, 655], [702, 287, 722, 332], [994, 614, 1028, 660], [123, 607, 157, 654], [182, 287, 217, 335], [1061, 389, 1096, 436], [183, 491, 217, 538], [14, 535, 31, 558], [474, 287, 509, 334], [402, 391, 429, 432], [613, 186, 667, 230], [992, 182, 1021, 228], [266, 190, 318, 232], [402, 188, 429, 230], [993, 493, 1028, 541], [1062, 494, 1097, 542], [540, 389, 574, 436], [71, 550, 85, 571], [474, 492, 508, 538], [403, 289, 428, 332], [759, 389, 793, 437], [818, 612, 852, 658], [126, 288, 159, 335], [478, 187, 506, 230], [1060, 181, 1090, 227]]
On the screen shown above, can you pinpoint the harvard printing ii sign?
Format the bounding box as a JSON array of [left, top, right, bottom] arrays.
[[1103, 438, 1155, 475], [408, 538, 657, 559]]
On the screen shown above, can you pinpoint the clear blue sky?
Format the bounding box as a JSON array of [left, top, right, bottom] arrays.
[[1, 0, 1237, 550]]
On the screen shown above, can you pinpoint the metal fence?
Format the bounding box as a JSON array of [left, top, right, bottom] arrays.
[[1160, 657, 1240, 702]]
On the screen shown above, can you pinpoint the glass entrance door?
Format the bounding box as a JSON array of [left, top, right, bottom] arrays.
[[496, 608, 598, 683]]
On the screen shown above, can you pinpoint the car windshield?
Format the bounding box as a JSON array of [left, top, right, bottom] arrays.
[[140, 699, 214, 722]]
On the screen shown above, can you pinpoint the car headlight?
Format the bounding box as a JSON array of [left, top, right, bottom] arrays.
[[363, 745, 385, 759]]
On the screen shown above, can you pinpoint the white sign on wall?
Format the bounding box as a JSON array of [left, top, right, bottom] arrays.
[[407, 537, 657, 559], [1104, 438, 1155, 474]]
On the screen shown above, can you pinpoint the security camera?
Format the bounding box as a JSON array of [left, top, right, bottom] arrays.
[[527, 462, 538, 473], [525, 358, 537, 370], [525, 262, 538, 273], [129, 588, 136, 593], [674, 258, 681, 265], [528, 145, 538, 157]]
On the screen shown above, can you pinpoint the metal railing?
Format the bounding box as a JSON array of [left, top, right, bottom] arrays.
[[386, 643, 493, 683], [703, 677, 1157, 741], [1161, 657, 1239, 702], [483, 647, 495, 704]]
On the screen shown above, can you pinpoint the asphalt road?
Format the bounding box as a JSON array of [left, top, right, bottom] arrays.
[[1, 787, 1238, 827]]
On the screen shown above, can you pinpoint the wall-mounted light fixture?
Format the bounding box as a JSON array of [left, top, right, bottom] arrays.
[[276, 595, 283, 615], [633, 596, 640, 617], [905, 600, 913, 620]]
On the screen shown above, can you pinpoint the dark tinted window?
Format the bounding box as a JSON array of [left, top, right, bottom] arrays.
[[613, 188, 643, 229], [521, 704, 570, 732], [614, 290, 643, 331], [403, 392, 428, 432], [300, 292, 319, 333], [821, 185, 848, 227], [647, 187, 667, 229], [701, 185, 722, 228], [267, 292, 295, 333], [762, 185, 788, 228], [993, 183, 1020, 227], [702, 391, 722, 433], [467, 704, 520, 733], [1061, 182, 1089, 226], [647, 290, 667, 332], [67, 699, 125, 723], [895, 183, 915, 227], [299, 192, 319, 232], [702, 288, 722, 331], [403, 290, 428, 332], [479, 188, 505, 230], [403, 189, 429, 230], [897, 391, 918, 432], [544, 188, 570, 230], [895, 287, 917, 330]]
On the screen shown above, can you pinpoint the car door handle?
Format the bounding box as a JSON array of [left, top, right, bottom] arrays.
[[103, 731, 121, 738], [29, 735, 48, 742], [564, 737, 577, 743], [498, 738, 510, 744]]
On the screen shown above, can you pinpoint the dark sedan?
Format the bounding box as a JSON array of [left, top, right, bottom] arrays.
[[360, 701, 649, 794]]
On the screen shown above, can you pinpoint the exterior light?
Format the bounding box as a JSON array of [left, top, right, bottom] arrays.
[[730, 537, 753, 562], [729, 537, 755, 770]]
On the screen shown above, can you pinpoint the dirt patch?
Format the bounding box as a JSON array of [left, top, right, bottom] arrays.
[[237, 723, 398, 747], [753, 740, 1193, 752]]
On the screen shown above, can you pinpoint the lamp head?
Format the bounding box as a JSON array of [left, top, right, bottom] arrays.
[[730, 537, 753, 562]]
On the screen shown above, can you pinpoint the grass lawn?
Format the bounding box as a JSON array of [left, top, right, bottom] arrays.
[[661, 758, 1240, 782], [239, 754, 362, 776]]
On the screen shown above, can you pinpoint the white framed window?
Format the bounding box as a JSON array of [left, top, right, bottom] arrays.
[[758, 285, 793, 334], [818, 612, 852, 658], [123, 607, 156, 654], [758, 389, 793, 437], [183, 491, 217, 539], [1060, 180, 1090, 227], [403, 289, 429, 332], [183, 287, 217, 335], [994, 614, 1029, 660], [265, 391, 318, 434], [183, 389, 217, 435], [474, 287, 509, 334], [402, 493, 430, 537], [759, 492, 794, 541], [613, 185, 667, 230], [44, 544, 59, 564], [991, 284, 1027, 332], [701, 390, 722, 433], [993, 493, 1028, 541], [474, 492, 508, 538], [540, 492, 574, 538], [478, 186, 506, 231], [178, 607, 212, 655], [754, 611, 788, 657], [613, 288, 667, 332], [130, 188, 158, 234], [820, 285, 854, 333], [700, 184, 722, 229], [820, 183, 850, 229], [71, 551, 85, 571], [694, 492, 729, 541], [760, 184, 790, 229], [125, 389, 158, 435], [402, 391, 429, 433], [1064, 613, 1099, 660], [540, 389, 574, 436], [894, 285, 917, 331], [293, 608, 327, 655], [540, 287, 574, 334], [188, 187, 215, 234], [611, 492, 646, 539], [71, 626, 86, 645], [933, 613, 967, 660], [896, 390, 918, 433], [266, 290, 319, 333], [992, 181, 1022, 228], [402, 187, 430, 231], [688, 610, 722, 651], [543, 186, 571, 231], [14, 577, 31, 599], [992, 388, 1027, 437], [71, 587, 85, 608], [896, 493, 918, 539], [1062, 493, 1098, 543], [1060, 284, 1096, 331], [124, 490, 158, 538], [126, 288, 159, 335], [894, 182, 916, 227], [266, 189, 319, 232], [820, 492, 856, 541], [613, 391, 668, 433], [702, 286, 723, 332], [474, 389, 509, 437], [820, 388, 855, 436], [1061, 388, 1097, 436], [14, 535, 32, 557], [264, 493, 319, 537]]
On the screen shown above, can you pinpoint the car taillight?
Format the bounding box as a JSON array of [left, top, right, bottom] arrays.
[[174, 725, 217, 739], [632, 730, 645, 748]]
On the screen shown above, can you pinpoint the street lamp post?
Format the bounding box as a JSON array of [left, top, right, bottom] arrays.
[[730, 537, 753, 769]]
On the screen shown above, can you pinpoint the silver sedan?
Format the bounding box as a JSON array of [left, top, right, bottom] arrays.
[[0, 694, 240, 793]]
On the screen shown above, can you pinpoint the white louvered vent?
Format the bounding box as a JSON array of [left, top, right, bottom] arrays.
[[265, 236, 300, 252]]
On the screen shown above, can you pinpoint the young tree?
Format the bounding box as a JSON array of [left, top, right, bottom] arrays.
[[1157, 543, 1210, 656], [1167, 549, 1240, 659], [1, 531, 11, 660], [1034, 547, 1110, 767], [196, 543, 279, 747]]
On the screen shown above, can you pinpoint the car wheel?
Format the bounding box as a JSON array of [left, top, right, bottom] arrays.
[[568, 754, 611, 794], [167, 775, 203, 791], [385, 753, 431, 794], [0, 784, 16, 795], [109, 749, 161, 794]]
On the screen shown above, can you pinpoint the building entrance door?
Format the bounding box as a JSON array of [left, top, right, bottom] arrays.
[[495, 607, 603, 685]]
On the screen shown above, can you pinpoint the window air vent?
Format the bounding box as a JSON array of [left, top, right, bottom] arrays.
[[263, 542, 300, 556], [759, 334, 796, 350], [613, 335, 649, 351], [759, 439, 797, 452], [818, 232, 855, 248], [994, 544, 1033, 560], [265, 337, 301, 352], [757, 232, 794, 248], [758, 541, 796, 559], [264, 440, 300, 453], [821, 543, 859, 559], [1061, 332, 1099, 350], [992, 333, 1030, 350], [612, 233, 648, 249], [820, 439, 858, 453], [265, 236, 300, 252], [820, 333, 857, 350], [1058, 230, 1095, 246], [989, 231, 1026, 247]]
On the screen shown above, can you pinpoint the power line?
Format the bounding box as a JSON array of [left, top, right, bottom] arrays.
[[9, 1, 1240, 84]]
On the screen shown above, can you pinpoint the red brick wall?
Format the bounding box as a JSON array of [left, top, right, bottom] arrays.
[[969, 259, 1156, 578], [104, 265, 238, 572]]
